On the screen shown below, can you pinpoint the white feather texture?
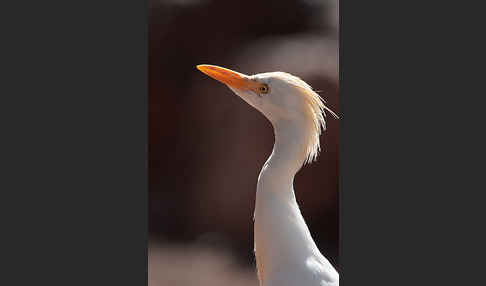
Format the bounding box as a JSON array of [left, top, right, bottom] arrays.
[[249, 72, 338, 164]]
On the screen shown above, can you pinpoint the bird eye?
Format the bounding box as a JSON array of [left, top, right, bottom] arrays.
[[259, 84, 269, 94]]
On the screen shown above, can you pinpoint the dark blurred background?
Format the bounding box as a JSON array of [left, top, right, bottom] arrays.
[[149, 0, 338, 284]]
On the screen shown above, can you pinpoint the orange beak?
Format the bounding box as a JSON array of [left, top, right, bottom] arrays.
[[196, 64, 260, 92]]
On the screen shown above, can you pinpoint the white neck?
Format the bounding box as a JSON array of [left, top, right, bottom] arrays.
[[259, 119, 309, 188], [253, 119, 339, 286]]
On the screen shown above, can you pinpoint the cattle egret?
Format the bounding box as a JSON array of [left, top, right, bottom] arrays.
[[197, 64, 339, 286]]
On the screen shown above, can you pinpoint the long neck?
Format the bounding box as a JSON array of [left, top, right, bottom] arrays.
[[254, 120, 320, 283]]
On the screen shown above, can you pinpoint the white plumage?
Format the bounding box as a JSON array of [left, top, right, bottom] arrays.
[[197, 65, 339, 286]]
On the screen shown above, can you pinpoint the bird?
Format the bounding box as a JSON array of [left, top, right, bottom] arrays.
[[197, 64, 339, 286]]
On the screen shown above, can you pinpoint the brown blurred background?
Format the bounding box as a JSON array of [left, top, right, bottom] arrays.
[[149, 0, 339, 284]]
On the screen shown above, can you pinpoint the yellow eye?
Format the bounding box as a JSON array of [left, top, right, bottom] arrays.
[[259, 84, 269, 94]]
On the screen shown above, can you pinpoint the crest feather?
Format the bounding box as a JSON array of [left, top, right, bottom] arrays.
[[274, 72, 339, 164]]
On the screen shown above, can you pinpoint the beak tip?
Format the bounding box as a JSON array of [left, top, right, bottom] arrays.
[[195, 64, 249, 90], [196, 64, 210, 73]]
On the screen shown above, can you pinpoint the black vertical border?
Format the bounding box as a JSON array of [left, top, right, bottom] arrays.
[[341, 0, 481, 285], [1, 0, 148, 285]]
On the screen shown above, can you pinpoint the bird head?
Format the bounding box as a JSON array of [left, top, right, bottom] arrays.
[[197, 64, 338, 163]]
